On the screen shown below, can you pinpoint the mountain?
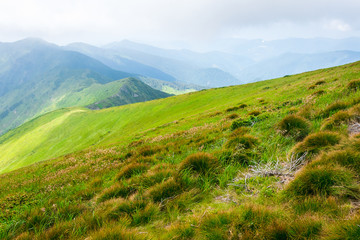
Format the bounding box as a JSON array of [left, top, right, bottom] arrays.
[[0, 60, 358, 174], [103, 40, 243, 87], [237, 50, 360, 82], [1, 37, 360, 135], [0, 39, 172, 135], [95, 38, 360, 85], [210, 37, 360, 60], [2, 62, 360, 239], [86, 77, 171, 110], [65, 42, 177, 82], [66, 38, 360, 87], [65, 42, 204, 93]]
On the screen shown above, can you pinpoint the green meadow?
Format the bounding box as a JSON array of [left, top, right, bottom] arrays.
[[1, 62, 360, 239]]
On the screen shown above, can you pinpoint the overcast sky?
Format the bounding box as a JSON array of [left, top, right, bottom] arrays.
[[0, 0, 359, 48]]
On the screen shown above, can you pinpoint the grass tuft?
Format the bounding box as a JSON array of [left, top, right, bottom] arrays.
[[321, 102, 349, 117], [98, 183, 137, 202], [248, 110, 262, 116], [327, 216, 360, 240], [179, 152, 219, 175], [225, 134, 259, 150], [285, 164, 360, 198], [321, 110, 352, 130], [292, 131, 341, 155], [116, 162, 149, 180], [278, 114, 311, 140], [89, 224, 143, 240], [348, 79, 360, 91], [145, 177, 186, 202]]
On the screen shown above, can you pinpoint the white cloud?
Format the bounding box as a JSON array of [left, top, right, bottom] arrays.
[[325, 19, 352, 32], [0, 0, 359, 45]]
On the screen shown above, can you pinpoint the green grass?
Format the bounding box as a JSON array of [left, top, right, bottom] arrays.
[[2, 61, 360, 239], [4, 62, 355, 173]]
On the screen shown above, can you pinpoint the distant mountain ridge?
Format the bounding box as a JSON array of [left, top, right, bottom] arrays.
[[1, 37, 360, 134], [73, 38, 360, 85], [65, 42, 177, 82], [0, 39, 173, 135]]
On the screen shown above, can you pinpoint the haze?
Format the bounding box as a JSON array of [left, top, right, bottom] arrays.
[[0, 0, 359, 50]]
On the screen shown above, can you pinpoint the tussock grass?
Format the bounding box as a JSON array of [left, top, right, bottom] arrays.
[[248, 110, 262, 116], [315, 80, 326, 85], [225, 106, 240, 112], [2, 62, 360, 239], [287, 216, 323, 240], [291, 196, 341, 216], [89, 224, 143, 240], [321, 101, 349, 117], [179, 152, 219, 175], [327, 216, 360, 240], [292, 131, 341, 155], [137, 168, 173, 188], [285, 164, 360, 198], [225, 134, 259, 150], [313, 89, 326, 96], [116, 162, 149, 180], [348, 79, 360, 91], [238, 103, 248, 108], [163, 188, 203, 212], [321, 110, 352, 130], [230, 118, 253, 130], [226, 113, 239, 119], [145, 177, 187, 202], [137, 145, 160, 157], [278, 114, 311, 140], [166, 222, 195, 240], [98, 183, 137, 202]]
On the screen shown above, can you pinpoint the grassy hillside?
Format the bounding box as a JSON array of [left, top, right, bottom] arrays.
[[0, 40, 136, 135], [86, 78, 171, 110], [1, 62, 360, 239]]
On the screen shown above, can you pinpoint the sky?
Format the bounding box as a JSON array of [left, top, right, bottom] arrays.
[[0, 0, 359, 48]]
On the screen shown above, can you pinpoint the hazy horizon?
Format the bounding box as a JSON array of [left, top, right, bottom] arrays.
[[0, 0, 359, 51]]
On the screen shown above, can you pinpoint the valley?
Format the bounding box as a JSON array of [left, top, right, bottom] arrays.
[[1, 61, 360, 239]]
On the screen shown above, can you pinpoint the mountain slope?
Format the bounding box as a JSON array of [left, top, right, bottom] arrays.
[[104, 41, 242, 87], [85, 77, 171, 109], [65, 42, 177, 82], [1, 61, 359, 174], [0, 39, 163, 135], [2, 61, 360, 239]]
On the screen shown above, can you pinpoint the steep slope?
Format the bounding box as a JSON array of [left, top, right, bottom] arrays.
[[65, 42, 203, 94], [0, 39, 140, 134], [2, 61, 360, 239], [85, 78, 171, 110], [0, 61, 359, 174]]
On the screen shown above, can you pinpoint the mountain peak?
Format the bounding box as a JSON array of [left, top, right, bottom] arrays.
[[12, 37, 58, 49]]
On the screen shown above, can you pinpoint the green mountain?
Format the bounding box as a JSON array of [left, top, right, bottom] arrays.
[[0, 39, 173, 135], [65, 42, 204, 94], [85, 77, 171, 110], [2, 62, 360, 239]]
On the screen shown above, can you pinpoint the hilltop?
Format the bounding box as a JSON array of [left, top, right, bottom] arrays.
[[1, 61, 360, 239]]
